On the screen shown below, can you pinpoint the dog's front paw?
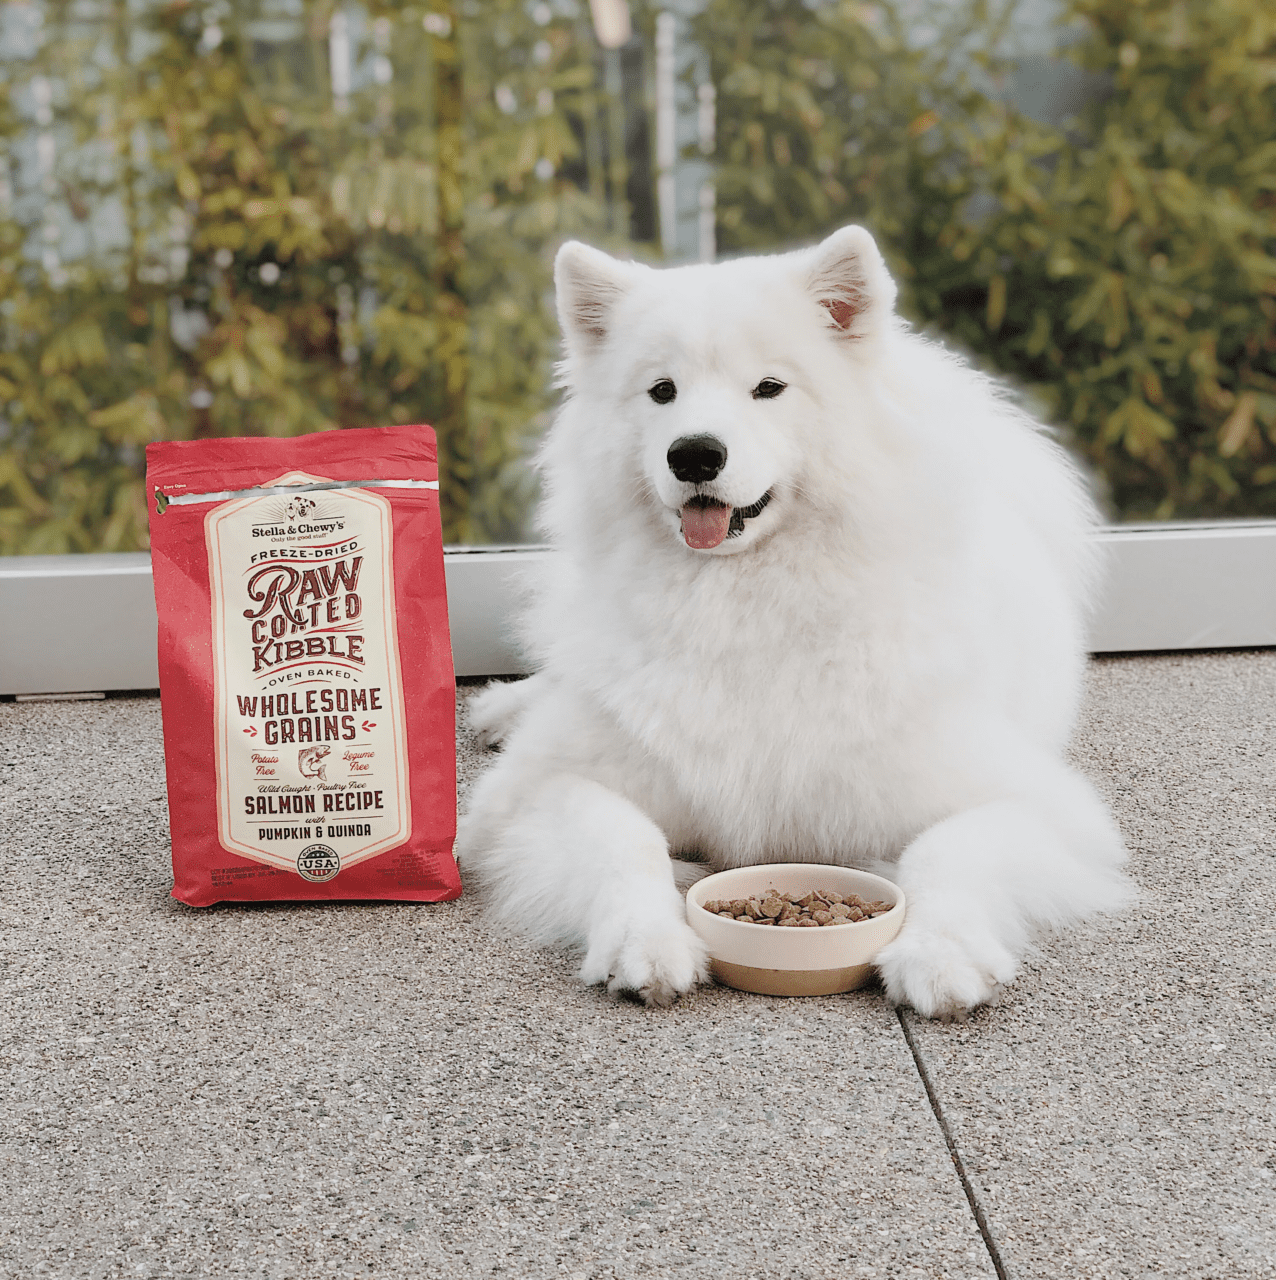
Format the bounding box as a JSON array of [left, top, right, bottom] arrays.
[[580, 913, 710, 1008], [876, 925, 1017, 1021]]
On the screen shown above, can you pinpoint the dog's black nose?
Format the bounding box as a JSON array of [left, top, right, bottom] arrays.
[[667, 435, 728, 484]]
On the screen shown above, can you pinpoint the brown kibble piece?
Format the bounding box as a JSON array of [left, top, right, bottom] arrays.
[[761, 896, 784, 919], [797, 918, 819, 927], [718, 910, 736, 919], [812, 910, 833, 925], [830, 903, 851, 918], [704, 900, 722, 915], [744, 899, 762, 919], [755, 916, 775, 926]]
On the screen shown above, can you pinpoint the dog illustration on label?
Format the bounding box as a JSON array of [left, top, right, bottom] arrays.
[[286, 496, 316, 521], [298, 744, 331, 781]]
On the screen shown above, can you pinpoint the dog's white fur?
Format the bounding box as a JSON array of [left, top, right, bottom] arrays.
[[456, 226, 1128, 1018]]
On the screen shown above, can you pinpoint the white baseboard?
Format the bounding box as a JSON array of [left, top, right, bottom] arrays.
[[1092, 522, 1276, 651], [2, 525, 1273, 695]]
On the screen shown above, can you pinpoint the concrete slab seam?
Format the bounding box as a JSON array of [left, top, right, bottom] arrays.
[[898, 1008, 1012, 1280]]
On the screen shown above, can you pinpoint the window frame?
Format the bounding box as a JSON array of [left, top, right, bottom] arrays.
[[2, 523, 1273, 696]]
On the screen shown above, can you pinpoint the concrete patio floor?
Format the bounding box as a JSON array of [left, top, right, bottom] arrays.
[[1, 651, 1273, 1279]]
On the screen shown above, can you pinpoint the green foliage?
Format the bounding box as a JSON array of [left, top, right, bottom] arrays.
[[0, 0, 613, 551], [699, 0, 1276, 519], [914, 0, 1276, 518], [2, 0, 1272, 555], [701, 0, 972, 252]]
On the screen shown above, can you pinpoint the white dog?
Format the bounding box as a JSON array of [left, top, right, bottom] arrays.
[[456, 226, 1128, 1018]]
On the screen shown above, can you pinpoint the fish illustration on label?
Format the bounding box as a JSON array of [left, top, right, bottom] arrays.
[[206, 470, 412, 877]]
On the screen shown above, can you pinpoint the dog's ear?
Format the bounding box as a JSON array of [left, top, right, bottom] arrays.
[[554, 241, 636, 356], [805, 225, 897, 339]]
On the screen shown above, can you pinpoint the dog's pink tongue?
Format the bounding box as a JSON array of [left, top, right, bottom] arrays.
[[681, 502, 732, 549]]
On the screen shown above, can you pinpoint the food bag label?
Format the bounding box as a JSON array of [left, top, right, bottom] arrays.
[[206, 470, 411, 880]]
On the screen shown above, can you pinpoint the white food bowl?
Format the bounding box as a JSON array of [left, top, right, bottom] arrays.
[[686, 864, 906, 997]]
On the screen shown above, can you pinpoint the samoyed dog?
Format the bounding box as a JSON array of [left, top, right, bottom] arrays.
[[457, 225, 1128, 1018]]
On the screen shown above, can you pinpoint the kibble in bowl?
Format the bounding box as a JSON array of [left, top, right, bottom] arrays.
[[685, 864, 906, 996]]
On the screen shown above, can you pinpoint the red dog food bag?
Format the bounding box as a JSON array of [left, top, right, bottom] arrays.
[[146, 425, 461, 907]]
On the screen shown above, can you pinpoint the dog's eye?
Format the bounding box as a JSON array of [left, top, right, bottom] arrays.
[[648, 379, 677, 405], [752, 379, 786, 400]]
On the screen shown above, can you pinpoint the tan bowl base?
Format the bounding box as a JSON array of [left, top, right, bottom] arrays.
[[711, 958, 874, 997]]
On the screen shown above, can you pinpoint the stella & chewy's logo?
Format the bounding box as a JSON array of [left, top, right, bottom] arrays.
[[249, 493, 347, 540], [296, 843, 341, 882]]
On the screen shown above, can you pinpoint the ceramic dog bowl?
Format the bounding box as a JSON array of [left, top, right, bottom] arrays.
[[686, 864, 906, 996]]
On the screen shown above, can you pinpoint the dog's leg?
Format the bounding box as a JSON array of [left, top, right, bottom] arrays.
[[466, 673, 544, 748], [459, 773, 710, 1007], [876, 767, 1127, 1020]]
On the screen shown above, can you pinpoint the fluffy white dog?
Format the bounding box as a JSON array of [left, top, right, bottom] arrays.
[[456, 225, 1128, 1018]]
